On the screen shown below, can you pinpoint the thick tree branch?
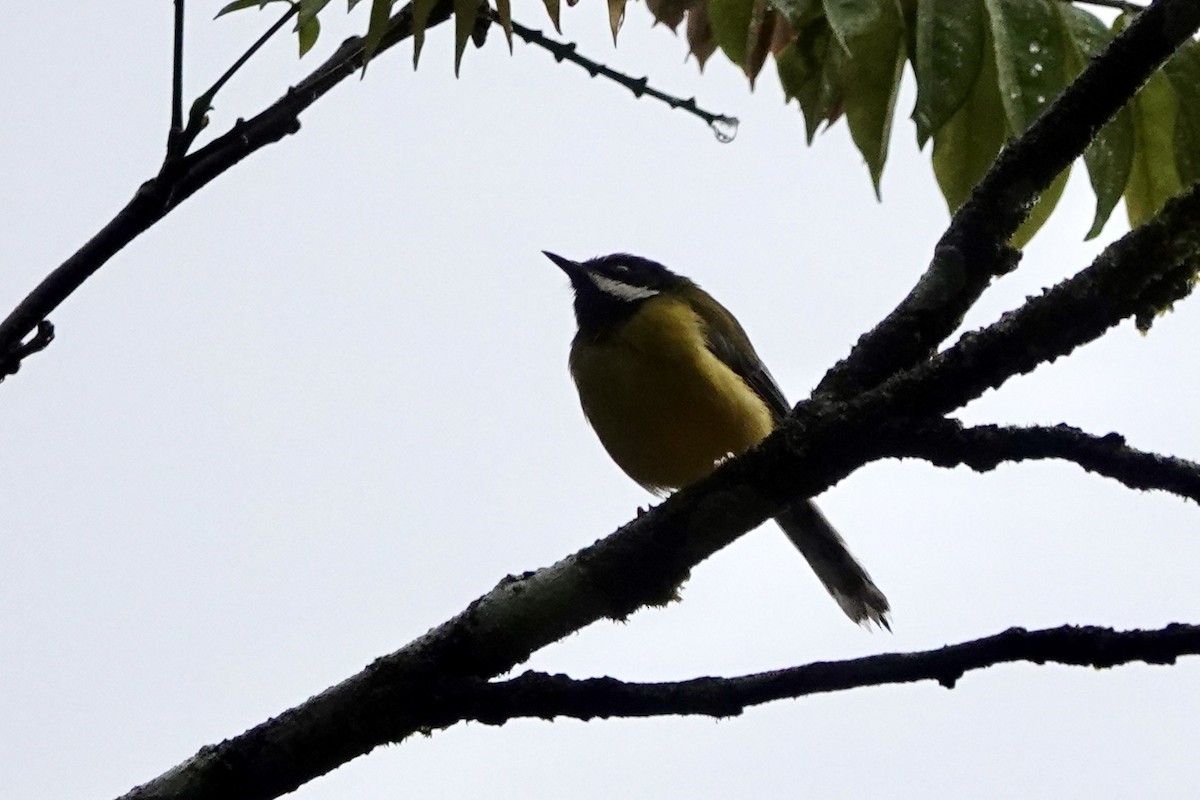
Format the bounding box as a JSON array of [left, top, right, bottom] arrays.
[[815, 0, 1200, 402], [114, 177, 1200, 800], [0, 0, 454, 382], [419, 623, 1200, 727], [885, 420, 1200, 503]]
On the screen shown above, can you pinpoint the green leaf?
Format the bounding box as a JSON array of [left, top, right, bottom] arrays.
[[837, 0, 906, 196], [299, 0, 334, 21], [1057, 4, 1129, 239], [1009, 165, 1068, 249], [984, 0, 1066, 133], [348, 0, 367, 10], [708, 0, 755, 68], [216, 0, 282, 18], [1126, 70, 1182, 227], [453, 0, 480, 76], [775, 20, 842, 142], [767, 0, 821, 25], [931, 34, 1006, 213], [297, 15, 320, 56], [296, 0, 331, 56], [823, 0, 881, 46], [1082, 108, 1135, 239], [412, 0, 437, 68], [1163, 40, 1200, 189], [363, 0, 394, 68], [912, 0, 986, 148]]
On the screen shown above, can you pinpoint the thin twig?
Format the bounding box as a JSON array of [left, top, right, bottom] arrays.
[[502, 14, 739, 142], [423, 623, 1200, 727], [0, 2, 453, 380], [884, 421, 1200, 503], [174, 3, 301, 161], [171, 0, 184, 136]]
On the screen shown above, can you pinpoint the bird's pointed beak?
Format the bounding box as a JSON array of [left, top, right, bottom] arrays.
[[543, 250, 583, 279]]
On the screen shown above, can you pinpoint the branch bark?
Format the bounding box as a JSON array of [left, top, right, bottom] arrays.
[[886, 420, 1200, 503], [410, 623, 1200, 727]]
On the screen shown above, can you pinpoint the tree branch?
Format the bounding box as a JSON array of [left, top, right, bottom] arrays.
[[112, 177, 1200, 800], [418, 623, 1200, 727], [173, 4, 301, 162], [170, 0, 184, 140], [0, 0, 454, 382], [503, 14, 739, 141], [884, 420, 1200, 503], [814, 0, 1200, 402]]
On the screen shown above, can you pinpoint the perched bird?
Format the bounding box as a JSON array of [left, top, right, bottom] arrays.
[[546, 251, 889, 628]]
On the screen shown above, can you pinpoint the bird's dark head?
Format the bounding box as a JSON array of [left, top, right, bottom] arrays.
[[544, 251, 689, 336]]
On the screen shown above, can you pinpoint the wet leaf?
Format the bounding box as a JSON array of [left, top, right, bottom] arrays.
[[824, 0, 884, 49], [985, 0, 1066, 133], [912, 0, 986, 147]]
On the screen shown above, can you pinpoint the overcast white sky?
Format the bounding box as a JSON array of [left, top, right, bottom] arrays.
[[2, 2, 1198, 798]]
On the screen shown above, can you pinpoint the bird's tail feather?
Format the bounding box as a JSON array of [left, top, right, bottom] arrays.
[[776, 500, 890, 629]]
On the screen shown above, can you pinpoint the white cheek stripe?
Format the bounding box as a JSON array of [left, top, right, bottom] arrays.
[[590, 272, 660, 301]]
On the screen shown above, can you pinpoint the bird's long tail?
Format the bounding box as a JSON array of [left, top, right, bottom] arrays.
[[775, 500, 890, 629]]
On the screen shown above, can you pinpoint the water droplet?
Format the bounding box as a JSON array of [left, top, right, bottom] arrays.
[[1029, 42, 1041, 54], [711, 116, 739, 143]]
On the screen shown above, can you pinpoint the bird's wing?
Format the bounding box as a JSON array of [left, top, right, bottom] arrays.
[[690, 289, 791, 423]]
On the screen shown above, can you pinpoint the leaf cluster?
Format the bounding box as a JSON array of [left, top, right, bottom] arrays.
[[218, 0, 1200, 246]]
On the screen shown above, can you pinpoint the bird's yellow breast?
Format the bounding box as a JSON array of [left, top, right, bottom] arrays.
[[569, 294, 776, 493]]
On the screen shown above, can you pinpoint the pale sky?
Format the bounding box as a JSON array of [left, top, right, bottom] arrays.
[[3, 3, 1198, 799]]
